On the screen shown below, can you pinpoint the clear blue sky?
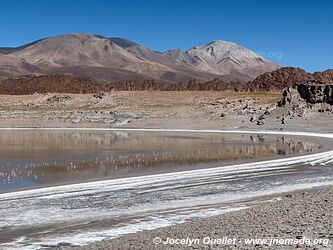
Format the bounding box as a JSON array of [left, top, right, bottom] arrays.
[[1, 0, 332, 72]]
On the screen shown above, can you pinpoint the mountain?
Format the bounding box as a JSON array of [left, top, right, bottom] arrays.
[[0, 33, 280, 82], [164, 40, 279, 79], [107, 37, 222, 81], [9, 34, 178, 81]]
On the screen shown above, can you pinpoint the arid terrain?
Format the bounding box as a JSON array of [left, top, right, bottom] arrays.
[[0, 90, 332, 133]]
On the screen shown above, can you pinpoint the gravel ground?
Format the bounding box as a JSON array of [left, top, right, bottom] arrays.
[[75, 188, 333, 250]]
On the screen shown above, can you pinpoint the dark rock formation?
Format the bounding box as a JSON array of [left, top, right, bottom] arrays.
[[298, 82, 333, 104], [0, 75, 241, 94], [281, 81, 333, 106], [250, 67, 333, 91], [249, 67, 314, 91], [0, 67, 332, 95], [313, 69, 333, 84], [0, 75, 108, 95], [107, 78, 240, 91]]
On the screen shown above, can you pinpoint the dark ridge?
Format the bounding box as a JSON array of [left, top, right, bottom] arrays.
[[0, 75, 108, 95], [0, 67, 332, 95], [0, 75, 241, 94], [248, 67, 333, 91], [0, 38, 48, 54]]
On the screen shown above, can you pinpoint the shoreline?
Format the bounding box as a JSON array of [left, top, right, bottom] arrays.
[[76, 187, 333, 250]]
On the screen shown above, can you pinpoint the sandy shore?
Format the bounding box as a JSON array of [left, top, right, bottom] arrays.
[[75, 188, 333, 250], [1, 91, 333, 249]]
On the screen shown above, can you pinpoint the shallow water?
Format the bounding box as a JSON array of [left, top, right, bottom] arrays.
[[0, 130, 314, 192], [1, 129, 331, 249]]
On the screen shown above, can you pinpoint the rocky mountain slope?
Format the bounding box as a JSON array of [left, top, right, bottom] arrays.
[[0, 54, 41, 79], [2, 67, 332, 94], [0, 75, 237, 94], [0, 33, 279, 82], [248, 67, 333, 90], [183, 40, 278, 78], [313, 69, 333, 83], [0, 74, 105, 94]]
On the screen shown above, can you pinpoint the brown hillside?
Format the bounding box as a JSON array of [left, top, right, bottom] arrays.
[[249, 67, 333, 91], [0, 67, 332, 95], [0, 75, 109, 95]]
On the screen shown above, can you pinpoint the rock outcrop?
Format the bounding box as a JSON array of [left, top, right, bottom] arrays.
[[250, 67, 315, 91], [281, 81, 333, 106], [298, 82, 333, 104]]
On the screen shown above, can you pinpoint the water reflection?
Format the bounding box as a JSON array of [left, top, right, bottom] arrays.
[[0, 130, 318, 191]]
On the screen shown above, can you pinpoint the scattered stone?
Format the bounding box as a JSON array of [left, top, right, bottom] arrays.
[[250, 115, 256, 122], [258, 114, 265, 120], [46, 95, 71, 102], [281, 117, 286, 124], [93, 92, 105, 99], [257, 120, 264, 126]]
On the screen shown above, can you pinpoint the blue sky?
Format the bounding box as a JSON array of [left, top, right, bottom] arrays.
[[1, 0, 332, 72]]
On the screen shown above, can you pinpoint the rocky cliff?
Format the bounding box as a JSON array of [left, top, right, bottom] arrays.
[[281, 81, 333, 106]]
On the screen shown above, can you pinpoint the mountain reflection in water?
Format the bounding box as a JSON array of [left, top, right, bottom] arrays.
[[0, 130, 317, 191]]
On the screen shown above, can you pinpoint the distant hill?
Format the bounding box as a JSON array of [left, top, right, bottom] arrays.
[[1, 67, 332, 94]]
